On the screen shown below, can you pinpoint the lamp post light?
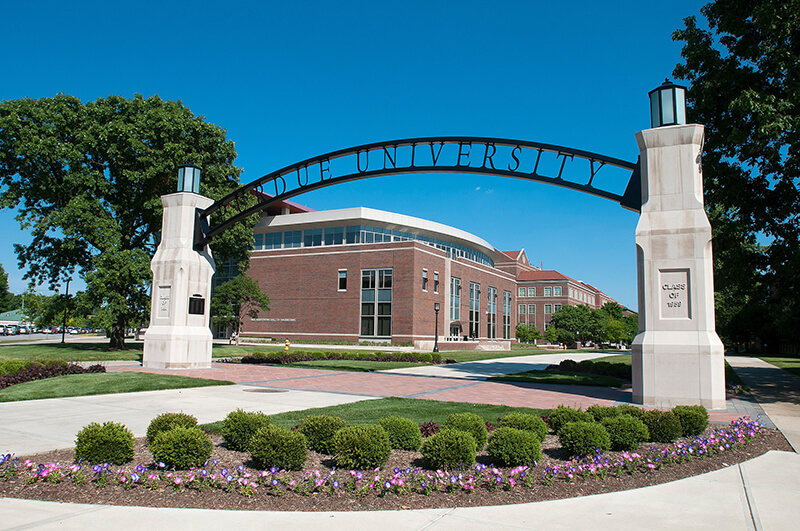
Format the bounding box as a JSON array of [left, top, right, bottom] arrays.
[[177, 163, 202, 194], [433, 302, 440, 353], [60, 278, 71, 344], [649, 79, 687, 128]]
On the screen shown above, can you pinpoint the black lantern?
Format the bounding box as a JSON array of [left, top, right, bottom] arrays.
[[177, 163, 202, 194], [433, 302, 440, 353], [649, 79, 687, 128]]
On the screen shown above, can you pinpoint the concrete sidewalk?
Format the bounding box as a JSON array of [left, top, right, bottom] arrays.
[[1, 354, 799, 529]]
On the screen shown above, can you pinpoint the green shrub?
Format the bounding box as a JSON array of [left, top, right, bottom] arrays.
[[417, 353, 433, 363], [149, 426, 213, 469], [249, 426, 308, 470], [586, 404, 621, 422], [0, 360, 31, 377], [146, 412, 198, 443], [379, 416, 423, 451], [600, 415, 650, 450], [74, 421, 135, 465], [615, 404, 646, 419], [333, 425, 392, 469], [221, 408, 270, 452], [441, 413, 488, 449], [640, 410, 683, 443], [431, 352, 442, 363], [672, 405, 709, 437], [299, 415, 346, 454], [499, 413, 547, 442], [558, 421, 611, 457], [487, 427, 542, 466], [547, 405, 593, 433], [420, 430, 477, 469]]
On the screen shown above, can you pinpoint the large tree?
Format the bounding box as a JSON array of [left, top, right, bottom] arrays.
[[211, 273, 270, 346], [673, 0, 800, 350], [0, 264, 14, 312], [0, 94, 257, 348]]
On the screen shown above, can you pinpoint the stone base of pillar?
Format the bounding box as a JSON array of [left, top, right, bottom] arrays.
[[142, 326, 212, 369], [632, 330, 726, 409]]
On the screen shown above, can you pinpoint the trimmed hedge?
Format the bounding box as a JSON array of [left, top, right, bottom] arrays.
[[586, 404, 621, 422], [241, 350, 443, 365], [546, 359, 631, 380], [249, 426, 308, 470], [640, 410, 683, 443], [333, 425, 392, 469], [221, 409, 270, 452], [441, 413, 488, 449], [601, 414, 650, 451], [74, 421, 135, 465], [0, 360, 105, 389], [379, 416, 423, 451], [558, 421, 611, 457], [487, 427, 542, 466], [499, 413, 548, 442], [149, 426, 214, 470], [299, 415, 347, 454], [547, 405, 593, 433], [146, 412, 199, 444], [421, 430, 477, 469], [672, 405, 709, 437]]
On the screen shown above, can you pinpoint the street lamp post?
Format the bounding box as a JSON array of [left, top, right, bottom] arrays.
[[433, 302, 440, 353], [61, 278, 71, 344]]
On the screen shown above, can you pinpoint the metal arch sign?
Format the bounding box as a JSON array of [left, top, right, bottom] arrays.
[[196, 137, 641, 250]]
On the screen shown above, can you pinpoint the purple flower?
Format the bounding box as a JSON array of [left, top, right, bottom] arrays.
[[333, 480, 339, 488], [270, 466, 278, 474], [272, 479, 279, 486], [384, 481, 391, 490]]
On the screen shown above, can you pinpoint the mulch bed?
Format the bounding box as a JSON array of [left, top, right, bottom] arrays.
[[0, 425, 792, 512]]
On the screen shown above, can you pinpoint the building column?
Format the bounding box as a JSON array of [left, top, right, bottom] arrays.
[[143, 192, 215, 369], [631, 124, 726, 409]]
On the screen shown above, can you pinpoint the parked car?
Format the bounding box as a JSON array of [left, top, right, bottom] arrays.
[[0, 325, 7, 336]]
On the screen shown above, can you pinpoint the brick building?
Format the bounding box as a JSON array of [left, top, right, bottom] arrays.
[[241, 204, 619, 345]]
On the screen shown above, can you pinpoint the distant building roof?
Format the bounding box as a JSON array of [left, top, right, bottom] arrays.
[[517, 270, 573, 282], [501, 250, 523, 260], [0, 309, 27, 323]]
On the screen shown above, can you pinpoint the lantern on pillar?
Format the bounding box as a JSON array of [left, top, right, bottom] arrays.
[[177, 163, 202, 194], [649, 79, 687, 128]]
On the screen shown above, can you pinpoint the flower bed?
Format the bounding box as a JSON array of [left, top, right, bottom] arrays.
[[0, 361, 105, 390], [0, 417, 788, 512]]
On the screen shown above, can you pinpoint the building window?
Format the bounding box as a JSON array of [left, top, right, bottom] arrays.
[[503, 290, 511, 340], [487, 287, 497, 339], [450, 277, 461, 322], [264, 232, 282, 250], [303, 228, 323, 247], [527, 287, 535, 297], [519, 304, 526, 314], [469, 282, 480, 338], [544, 287, 552, 297], [518, 287, 526, 297], [254, 233, 264, 250], [434, 272, 439, 293], [324, 227, 344, 245], [554, 286, 562, 296], [528, 304, 536, 314], [422, 269, 428, 291], [283, 230, 302, 248], [338, 270, 347, 291], [544, 304, 552, 314], [361, 269, 392, 337], [554, 304, 562, 312]]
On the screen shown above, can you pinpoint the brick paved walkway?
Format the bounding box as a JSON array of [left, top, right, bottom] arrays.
[[110, 362, 746, 423]]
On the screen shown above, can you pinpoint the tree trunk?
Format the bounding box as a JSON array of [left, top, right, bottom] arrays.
[[109, 319, 127, 350]]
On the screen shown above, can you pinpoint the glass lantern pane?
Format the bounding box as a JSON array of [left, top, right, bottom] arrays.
[[650, 91, 660, 128], [662, 88, 675, 125], [675, 87, 686, 124]]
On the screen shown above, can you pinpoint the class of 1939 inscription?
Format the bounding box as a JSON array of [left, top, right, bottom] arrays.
[[659, 270, 690, 319]]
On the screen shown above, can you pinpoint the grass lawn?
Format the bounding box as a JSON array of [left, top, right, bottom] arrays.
[[202, 397, 550, 433], [0, 372, 233, 402], [488, 370, 626, 387], [760, 357, 800, 378], [0, 342, 256, 363]]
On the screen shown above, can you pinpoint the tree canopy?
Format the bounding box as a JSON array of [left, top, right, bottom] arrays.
[[673, 0, 799, 350], [211, 273, 270, 346], [0, 94, 257, 347], [0, 264, 14, 313]]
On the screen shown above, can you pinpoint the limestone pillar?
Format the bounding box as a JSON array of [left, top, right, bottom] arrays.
[[631, 124, 726, 409], [143, 193, 215, 369]]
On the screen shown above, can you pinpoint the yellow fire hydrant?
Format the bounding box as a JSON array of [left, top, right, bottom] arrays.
[[284, 339, 291, 352]]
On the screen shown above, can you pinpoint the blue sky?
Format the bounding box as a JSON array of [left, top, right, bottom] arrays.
[[1, 0, 708, 309]]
